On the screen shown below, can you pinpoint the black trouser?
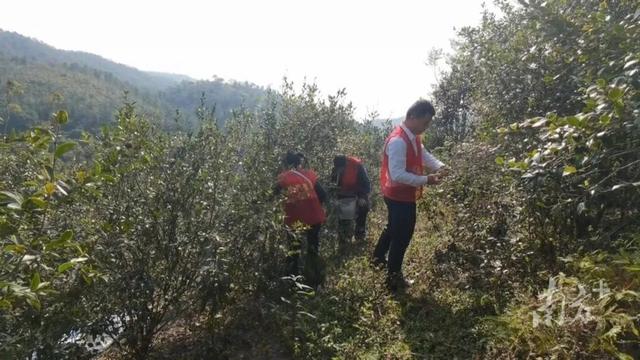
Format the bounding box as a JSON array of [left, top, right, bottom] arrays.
[[372, 197, 416, 275], [285, 224, 321, 275], [338, 198, 370, 243], [355, 200, 369, 238]]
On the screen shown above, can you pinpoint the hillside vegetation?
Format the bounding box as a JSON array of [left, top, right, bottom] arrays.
[[1, 1, 639, 359], [0, 30, 267, 133]]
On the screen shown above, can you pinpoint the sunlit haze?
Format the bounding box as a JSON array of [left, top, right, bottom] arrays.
[[1, 0, 494, 119]]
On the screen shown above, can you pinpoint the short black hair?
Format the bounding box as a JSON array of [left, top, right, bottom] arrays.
[[406, 99, 435, 120], [284, 151, 305, 168], [333, 155, 346, 168]]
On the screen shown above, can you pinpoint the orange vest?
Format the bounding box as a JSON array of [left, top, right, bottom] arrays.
[[339, 156, 362, 194], [380, 126, 424, 202], [277, 169, 326, 226]]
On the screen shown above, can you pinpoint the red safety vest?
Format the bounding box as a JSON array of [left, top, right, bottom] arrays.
[[380, 126, 424, 202], [339, 156, 362, 193], [277, 169, 326, 226]]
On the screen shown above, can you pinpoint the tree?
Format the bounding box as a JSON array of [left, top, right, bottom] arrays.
[[2, 80, 25, 140]]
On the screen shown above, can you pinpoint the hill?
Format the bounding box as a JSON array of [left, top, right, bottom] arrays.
[[0, 30, 189, 90], [0, 30, 267, 133]]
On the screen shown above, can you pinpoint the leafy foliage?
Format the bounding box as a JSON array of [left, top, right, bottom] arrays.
[[425, 0, 640, 358], [0, 110, 94, 358], [1, 79, 388, 358], [2, 1, 639, 358]]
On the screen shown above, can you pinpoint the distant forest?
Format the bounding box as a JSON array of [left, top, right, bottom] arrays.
[[0, 30, 267, 135]]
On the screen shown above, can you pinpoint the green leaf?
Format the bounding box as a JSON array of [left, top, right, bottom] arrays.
[[584, 98, 597, 112], [608, 88, 624, 102], [618, 290, 640, 299], [57, 262, 75, 273], [617, 353, 634, 360], [55, 181, 69, 196], [612, 183, 631, 191], [57, 257, 88, 273], [60, 230, 73, 243], [623, 59, 638, 70], [44, 182, 56, 196], [55, 110, 69, 125], [73, 257, 88, 263], [30, 272, 41, 291], [7, 203, 21, 210], [23, 197, 47, 209], [298, 311, 317, 319], [3, 244, 26, 254], [0, 191, 23, 207], [54, 142, 76, 159], [495, 156, 505, 165], [27, 297, 41, 311], [604, 325, 622, 339], [566, 116, 582, 128], [0, 222, 17, 236], [531, 118, 547, 128], [562, 166, 577, 176], [93, 162, 102, 175], [0, 299, 11, 310], [44, 165, 53, 181], [46, 230, 74, 250]]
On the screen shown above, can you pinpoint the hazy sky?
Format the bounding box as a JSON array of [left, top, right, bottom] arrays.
[[1, 0, 494, 119]]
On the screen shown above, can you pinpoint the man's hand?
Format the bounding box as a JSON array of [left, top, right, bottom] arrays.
[[357, 196, 369, 207], [437, 166, 451, 178], [426, 174, 441, 185]]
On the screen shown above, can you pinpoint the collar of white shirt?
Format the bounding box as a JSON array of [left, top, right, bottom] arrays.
[[400, 123, 416, 141], [399, 123, 419, 152]]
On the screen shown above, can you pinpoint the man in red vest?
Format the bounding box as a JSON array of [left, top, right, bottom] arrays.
[[372, 100, 448, 291], [275, 151, 327, 281], [331, 155, 371, 246]]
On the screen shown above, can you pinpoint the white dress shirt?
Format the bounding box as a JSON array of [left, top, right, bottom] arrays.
[[385, 124, 445, 187]]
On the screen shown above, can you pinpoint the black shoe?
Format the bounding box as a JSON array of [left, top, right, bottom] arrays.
[[284, 262, 299, 277], [386, 273, 412, 292], [370, 257, 387, 269]]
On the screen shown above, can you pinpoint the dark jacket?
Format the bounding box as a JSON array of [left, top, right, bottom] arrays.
[[331, 158, 371, 198]]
